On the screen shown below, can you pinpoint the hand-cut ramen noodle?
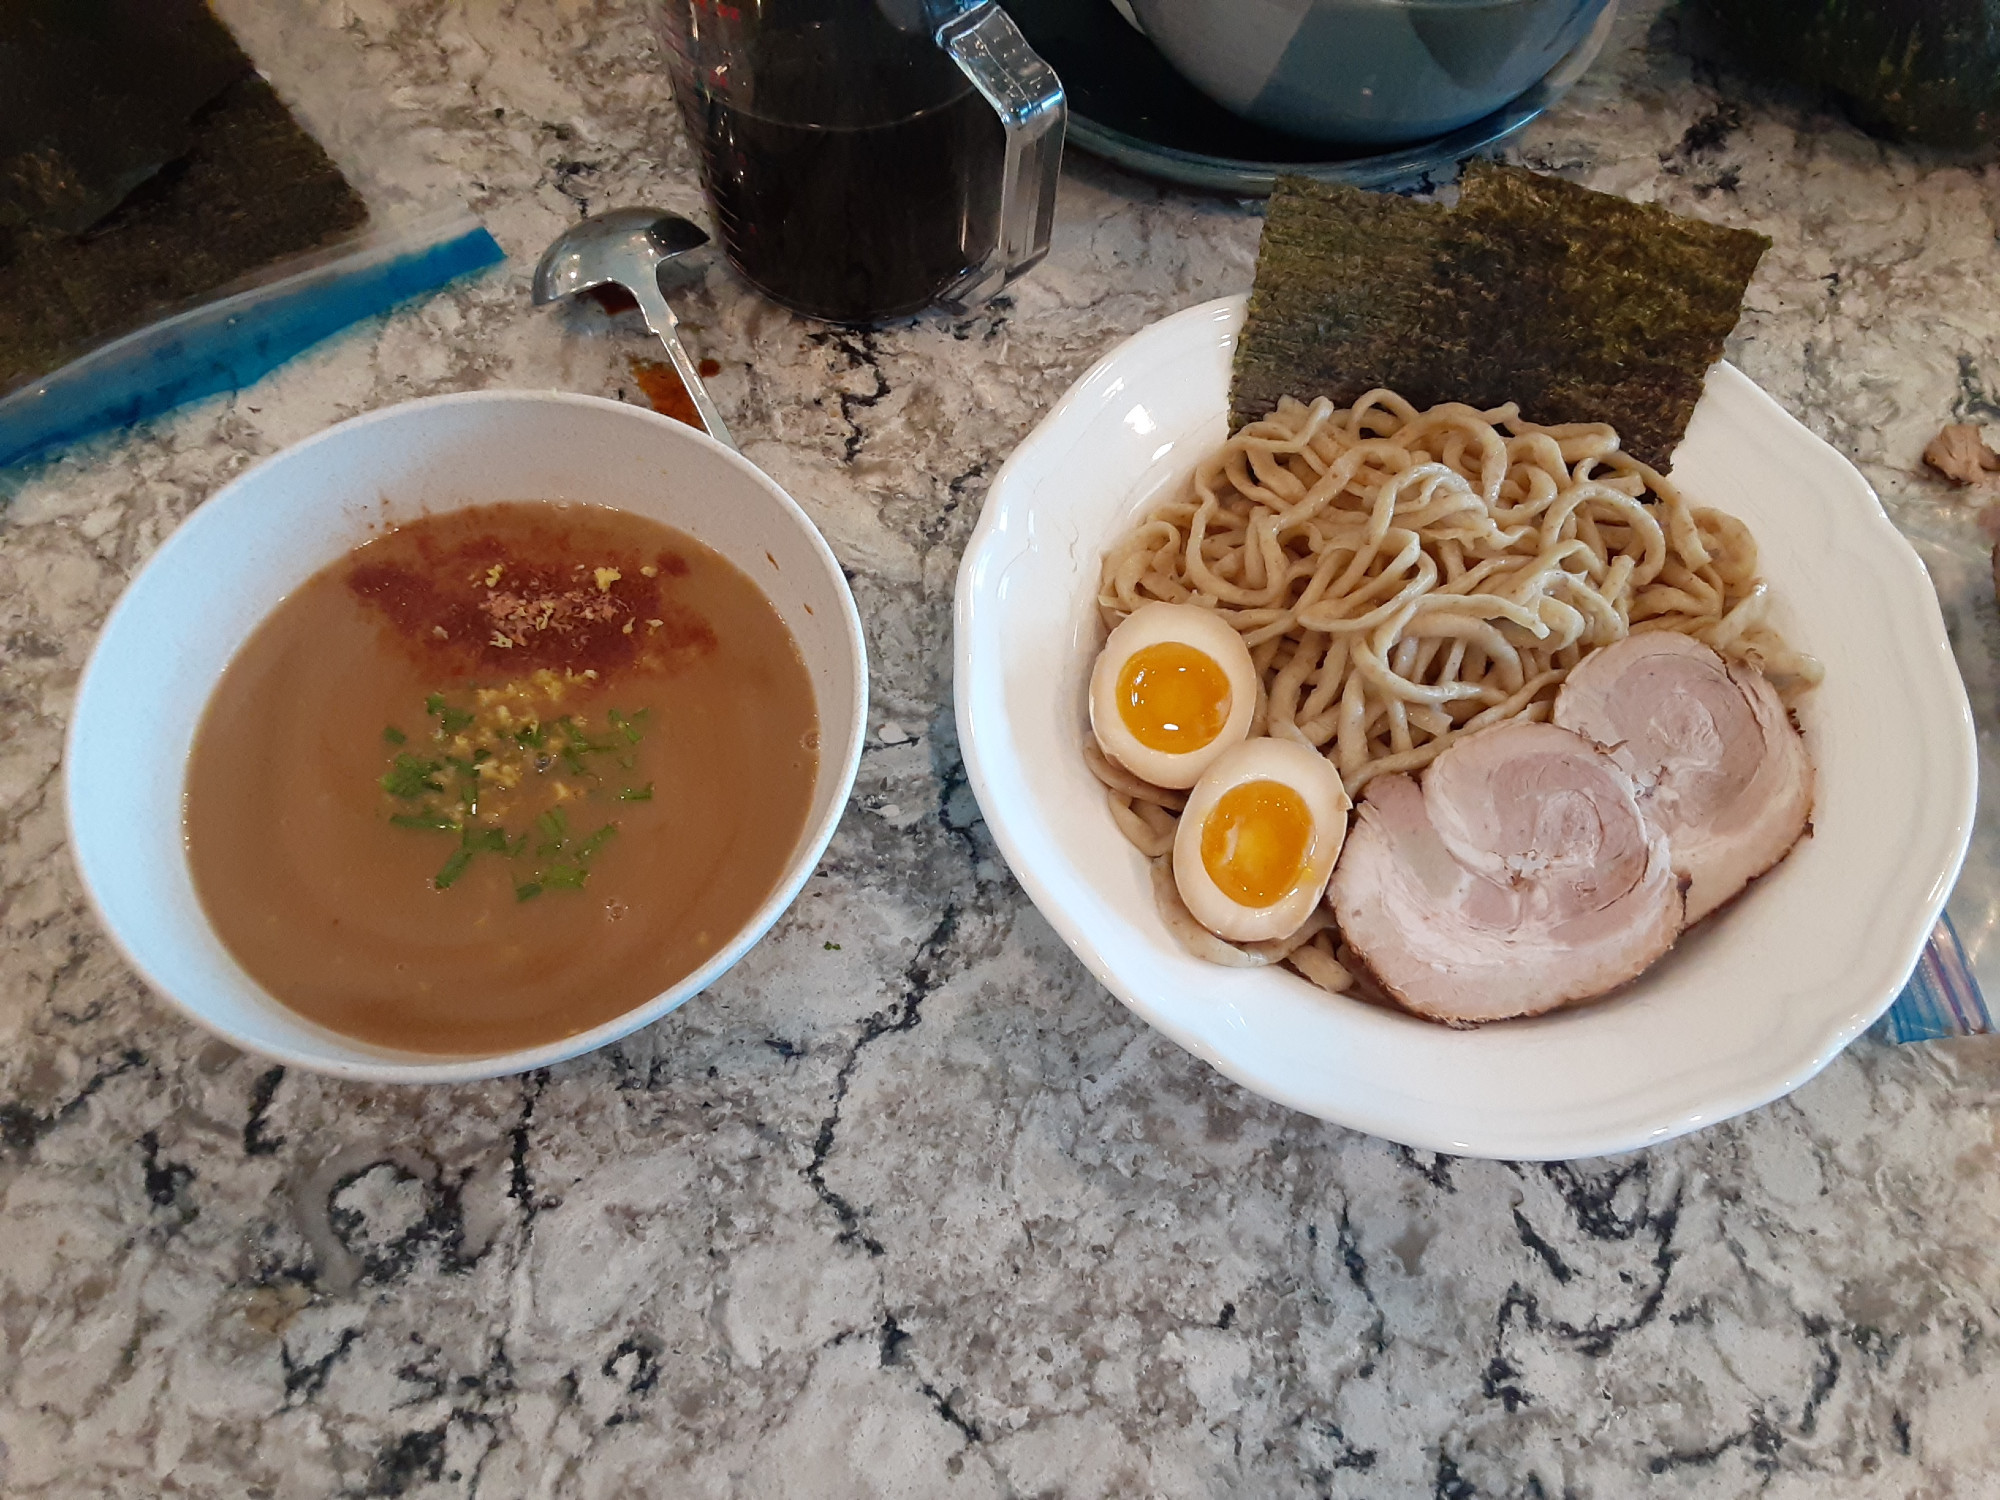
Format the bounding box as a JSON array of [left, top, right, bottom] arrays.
[[1088, 389, 1822, 993]]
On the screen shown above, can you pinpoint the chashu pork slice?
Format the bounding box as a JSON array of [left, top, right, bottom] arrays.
[[1333, 721, 1685, 1025], [1554, 632, 1812, 924]]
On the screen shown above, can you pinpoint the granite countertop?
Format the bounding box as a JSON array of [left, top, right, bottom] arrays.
[[5, 2, 2000, 1495]]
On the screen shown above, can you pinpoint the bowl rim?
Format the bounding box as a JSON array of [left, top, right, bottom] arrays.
[[953, 294, 1978, 1159], [64, 388, 868, 1084]]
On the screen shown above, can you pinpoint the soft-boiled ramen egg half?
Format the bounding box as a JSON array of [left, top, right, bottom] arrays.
[[1173, 737, 1351, 943], [1089, 602, 1256, 789]]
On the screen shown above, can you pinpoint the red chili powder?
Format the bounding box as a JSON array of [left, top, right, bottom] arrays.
[[344, 511, 713, 680]]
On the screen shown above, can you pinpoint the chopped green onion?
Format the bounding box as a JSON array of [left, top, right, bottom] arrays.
[[381, 754, 445, 799], [425, 691, 474, 734], [389, 690, 657, 897]]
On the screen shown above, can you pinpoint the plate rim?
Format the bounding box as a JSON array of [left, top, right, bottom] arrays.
[[953, 293, 1978, 1159]]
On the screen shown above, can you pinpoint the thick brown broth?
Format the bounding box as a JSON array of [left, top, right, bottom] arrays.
[[184, 501, 819, 1054]]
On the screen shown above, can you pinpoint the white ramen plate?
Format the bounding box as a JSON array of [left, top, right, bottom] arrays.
[[954, 295, 1977, 1160], [67, 392, 868, 1084]]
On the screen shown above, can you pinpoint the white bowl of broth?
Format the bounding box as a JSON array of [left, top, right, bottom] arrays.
[[66, 391, 866, 1082]]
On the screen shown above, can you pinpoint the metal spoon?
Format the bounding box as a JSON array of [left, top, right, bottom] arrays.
[[532, 207, 735, 449]]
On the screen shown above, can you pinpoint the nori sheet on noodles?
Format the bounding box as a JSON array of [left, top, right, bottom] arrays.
[[1229, 163, 1770, 470]]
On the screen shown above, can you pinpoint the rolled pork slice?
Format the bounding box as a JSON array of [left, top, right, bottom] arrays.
[[1553, 632, 1812, 924], [1332, 721, 1685, 1025]]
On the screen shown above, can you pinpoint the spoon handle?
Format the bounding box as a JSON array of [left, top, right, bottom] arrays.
[[630, 273, 736, 450]]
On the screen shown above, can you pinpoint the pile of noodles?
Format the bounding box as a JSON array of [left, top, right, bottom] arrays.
[[1088, 389, 1822, 992]]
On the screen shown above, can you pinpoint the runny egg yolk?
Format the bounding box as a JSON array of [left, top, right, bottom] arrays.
[[1200, 779, 1314, 908], [1116, 642, 1233, 754]]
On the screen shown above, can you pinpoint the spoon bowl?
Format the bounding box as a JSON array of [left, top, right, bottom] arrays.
[[531, 206, 710, 305]]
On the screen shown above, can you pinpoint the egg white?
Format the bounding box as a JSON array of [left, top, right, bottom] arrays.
[[1173, 737, 1351, 943], [1088, 602, 1255, 789]]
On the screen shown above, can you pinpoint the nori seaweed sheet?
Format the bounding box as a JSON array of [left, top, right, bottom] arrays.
[[1229, 163, 1770, 470], [0, 5, 367, 394], [1, 0, 248, 237], [1690, 0, 2000, 150]]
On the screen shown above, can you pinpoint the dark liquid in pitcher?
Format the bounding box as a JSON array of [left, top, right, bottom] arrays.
[[690, 29, 1005, 324]]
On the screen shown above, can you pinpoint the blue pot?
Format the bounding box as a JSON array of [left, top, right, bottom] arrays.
[[1124, 0, 1614, 146]]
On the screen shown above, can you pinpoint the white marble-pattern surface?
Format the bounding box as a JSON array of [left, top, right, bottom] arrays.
[[4, 2, 2000, 1495]]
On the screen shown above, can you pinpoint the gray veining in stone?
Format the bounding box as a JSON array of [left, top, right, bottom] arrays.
[[3, 2, 2000, 1495]]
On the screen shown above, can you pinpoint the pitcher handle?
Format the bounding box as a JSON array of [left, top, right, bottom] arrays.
[[936, 2, 1066, 313]]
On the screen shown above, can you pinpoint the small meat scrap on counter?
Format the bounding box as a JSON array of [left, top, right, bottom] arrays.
[[1921, 423, 2000, 607], [1925, 423, 2000, 487]]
